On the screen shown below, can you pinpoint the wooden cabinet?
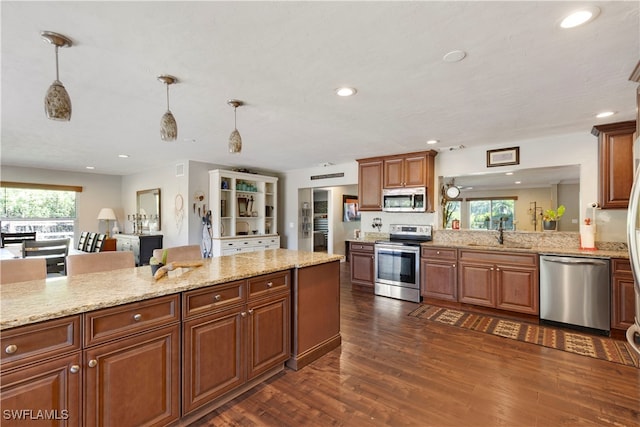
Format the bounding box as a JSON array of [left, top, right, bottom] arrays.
[[287, 261, 341, 371], [358, 150, 437, 212], [357, 159, 383, 211], [611, 258, 636, 331], [82, 295, 181, 427], [458, 250, 539, 315], [592, 120, 637, 209], [383, 153, 433, 189], [420, 246, 458, 302], [181, 271, 290, 416], [114, 234, 163, 266], [0, 316, 82, 426], [101, 237, 116, 251], [349, 242, 375, 293]]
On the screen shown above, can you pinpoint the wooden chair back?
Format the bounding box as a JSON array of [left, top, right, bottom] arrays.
[[152, 245, 202, 264], [66, 251, 135, 276], [1, 232, 36, 248], [0, 258, 47, 284], [22, 238, 70, 275]]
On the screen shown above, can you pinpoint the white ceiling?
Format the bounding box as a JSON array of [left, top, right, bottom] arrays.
[[1, 1, 638, 176]]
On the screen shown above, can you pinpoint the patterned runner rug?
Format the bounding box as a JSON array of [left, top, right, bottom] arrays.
[[408, 305, 639, 368]]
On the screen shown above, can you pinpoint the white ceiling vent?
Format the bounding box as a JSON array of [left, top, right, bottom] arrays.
[[176, 162, 185, 177]]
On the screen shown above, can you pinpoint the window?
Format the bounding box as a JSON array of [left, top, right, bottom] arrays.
[[1, 183, 80, 241], [442, 200, 461, 229], [468, 198, 515, 230]]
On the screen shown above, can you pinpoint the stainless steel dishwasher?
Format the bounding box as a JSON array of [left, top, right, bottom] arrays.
[[539, 255, 610, 334]]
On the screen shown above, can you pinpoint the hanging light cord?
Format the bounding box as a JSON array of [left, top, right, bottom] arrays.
[[234, 105, 237, 130], [165, 83, 170, 112], [54, 45, 60, 81]]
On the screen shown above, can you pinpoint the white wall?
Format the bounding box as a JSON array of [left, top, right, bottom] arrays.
[[0, 166, 122, 240]]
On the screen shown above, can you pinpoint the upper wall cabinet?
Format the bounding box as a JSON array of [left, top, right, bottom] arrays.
[[357, 150, 438, 212], [592, 120, 636, 209]]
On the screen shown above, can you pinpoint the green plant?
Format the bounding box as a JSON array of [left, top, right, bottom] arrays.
[[161, 249, 168, 265], [149, 256, 159, 265], [543, 205, 565, 221]]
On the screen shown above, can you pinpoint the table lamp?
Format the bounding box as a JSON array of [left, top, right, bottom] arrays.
[[97, 208, 117, 238]]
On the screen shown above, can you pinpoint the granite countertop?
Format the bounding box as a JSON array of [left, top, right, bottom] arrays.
[[420, 241, 629, 259], [0, 249, 343, 331]]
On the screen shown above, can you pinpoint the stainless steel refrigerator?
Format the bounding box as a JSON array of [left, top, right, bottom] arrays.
[[626, 137, 640, 355]]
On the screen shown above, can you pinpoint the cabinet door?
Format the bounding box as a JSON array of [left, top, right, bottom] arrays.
[[358, 160, 383, 211], [595, 121, 636, 209], [495, 264, 538, 314], [420, 259, 457, 302], [246, 293, 290, 380], [350, 250, 375, 291], [182, 308, 245, 415], [458, 262, 494, 307], [612, 274, 636, 330], [1, 353, 82, 427], [403, 155, 427, 187], [383, 158, 404, 188], [84, 324, 180, 427]]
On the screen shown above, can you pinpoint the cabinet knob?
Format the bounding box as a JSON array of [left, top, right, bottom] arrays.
[[133, 313, 142, 321], [496, 268, 500, 271], [248, 309, 254, 315], [5, 344, 17, 354], [241, 312, 247, 317], [436, 251, 440, 255], [70, 365, 80, 374], [490, 267, 494, 271], [214, 294, 221, 301], [452, 264, 456, 268], [266, 281, 273, 288], [88, 359, 98, 368]]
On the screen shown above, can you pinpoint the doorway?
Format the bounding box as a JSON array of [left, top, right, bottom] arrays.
[[313, 189, 329, 252]]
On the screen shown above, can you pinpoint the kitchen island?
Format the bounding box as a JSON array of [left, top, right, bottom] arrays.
[[0, 249, 342, 426]]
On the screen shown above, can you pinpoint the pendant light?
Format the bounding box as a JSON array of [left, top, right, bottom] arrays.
[[158, 75, 178, 141], [227, 99, 243, 153], [41, 31, 73, 121]]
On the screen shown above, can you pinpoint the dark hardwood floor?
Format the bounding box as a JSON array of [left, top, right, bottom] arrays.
[[194, 262, 640, 426]]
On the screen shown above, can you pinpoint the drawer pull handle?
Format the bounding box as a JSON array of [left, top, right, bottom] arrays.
[[214, 294, 222, 301], [266, 281, 273, 288], [5, 344, 17, 354], [133, 313, 142, 321], [70, 365, 80, 374], [248, 309, 254, 315], [88, 359, 98, 368]]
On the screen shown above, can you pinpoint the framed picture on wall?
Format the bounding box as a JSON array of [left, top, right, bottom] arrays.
[[343, 195, 360, 222]]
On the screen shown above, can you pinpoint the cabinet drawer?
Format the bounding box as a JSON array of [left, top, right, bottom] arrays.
[[458, 249, 537, 267], [350, 242, 374, 252], [421, 247, 457, 260], [183, 280, 246, 319], [0, 315, 80, 372], [248, 271, 290, 299], [84, 294, 180, 346], [612, 258, 632, 274]]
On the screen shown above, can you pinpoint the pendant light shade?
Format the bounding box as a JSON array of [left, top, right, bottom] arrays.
[[227, 99, 243, 154], [41, 31, 72, 121], [158, 75, 178, 141]]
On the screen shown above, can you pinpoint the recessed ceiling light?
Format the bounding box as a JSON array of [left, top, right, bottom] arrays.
[[335, 87, 357, 97], [85, 166, 95, 170], [505, 172, 514, 176], [426, 139, 439, 145], [514, 181, 522, 185], [560, 7, 600, 28], [596, 111, 616, 118], [118, 154, 129, 158], [443, 50, 467, 63]]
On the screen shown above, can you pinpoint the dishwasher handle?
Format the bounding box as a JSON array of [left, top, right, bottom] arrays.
[[541, 256, 608, 266]]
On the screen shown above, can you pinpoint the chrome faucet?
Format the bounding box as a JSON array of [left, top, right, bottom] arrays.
[[497, 218, 504, 245]]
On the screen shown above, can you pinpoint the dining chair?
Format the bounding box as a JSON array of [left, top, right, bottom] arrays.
[[152, 245, 202, 264], [22, 238, 70, 275], [66, 251, 135, 276], [1, 232, 36, 248], [0, 258, 47, 284]]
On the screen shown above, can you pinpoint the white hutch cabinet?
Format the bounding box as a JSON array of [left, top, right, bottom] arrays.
[[209, 169, 279, 256]]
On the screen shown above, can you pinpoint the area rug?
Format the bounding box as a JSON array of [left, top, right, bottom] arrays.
[[408, 305, 639, 368]]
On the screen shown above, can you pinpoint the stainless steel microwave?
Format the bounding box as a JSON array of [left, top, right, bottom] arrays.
[[382, 187, 426, 212]]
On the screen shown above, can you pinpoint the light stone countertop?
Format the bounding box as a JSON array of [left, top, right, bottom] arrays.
[[0, 249, 343, 331]]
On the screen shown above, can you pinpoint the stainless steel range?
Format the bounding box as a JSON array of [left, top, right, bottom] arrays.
[[374, 224, 432, 303]]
